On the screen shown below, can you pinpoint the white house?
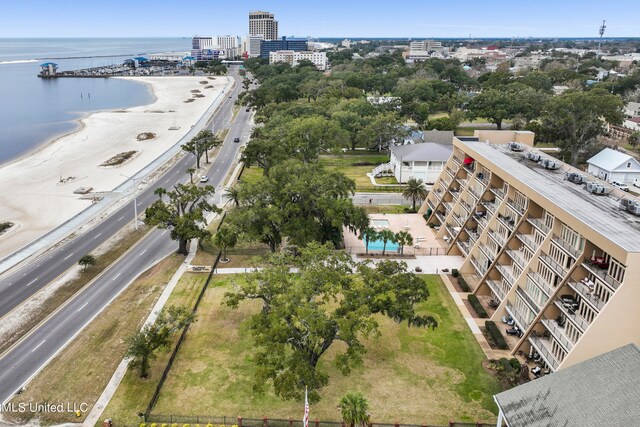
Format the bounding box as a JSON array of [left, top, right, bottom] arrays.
[[624, 102, 640, 118], [374, 143, 452, 184], [586, 148, 640, 184]]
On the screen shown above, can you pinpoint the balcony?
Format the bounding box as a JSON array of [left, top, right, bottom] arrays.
[[476, 171, 490, 187], [567, 280, 605, 312], [427, 199, 436, 213], [450, 188, 460, 201], [505, 301, 530, 330], [554, 299, 590, 332], [443, 202, 453, 213], [456, 177, 469, 189], [516, 286, 541, 313], [581, 261, 621, 291], [452, 212, 464, 227], [528, 334, 560, 371], [507, 249, 527, 270], [478, 244, 495, 263], [527, 271, 554, 298], [517, 232, 539, 251], [496, 263, 517, 285], [506, 198, 527, 216], [527, 217, 550, 235], [488, 230, 506, 246], [482, 200, 498, 215], [551, 235, 582, 260], [435, 211, 446, 224], [445, 223, 459, 239], [445, 167, 455, 179], [470, 256, 488, 276], [490, 186, 506, 200], [456, 239, 470, 256], [540, 255, 568, 278], [468, 186, 483, 200], [541, 318, 575, 352], [486, 279, 506, 301], [497, 213, 517, 231], [460, 200, 474, 214], [476, 214, 489, 232], [452, 156, 462, 167]]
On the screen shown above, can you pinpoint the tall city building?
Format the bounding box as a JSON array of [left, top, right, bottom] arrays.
[[249, 10, 278, 40], [260, 36, 307, 58]]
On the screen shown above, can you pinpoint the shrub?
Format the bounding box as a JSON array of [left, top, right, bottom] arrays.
[[468, 294, 488, 318], [498, 357, 514, 373], [485, 321, 508, 350], [140, 424, 146, 427], [403, 207, 417, 213], [451, 268, 459, 277], [458, 276, 470, 292], [509, 357, 521, 371]]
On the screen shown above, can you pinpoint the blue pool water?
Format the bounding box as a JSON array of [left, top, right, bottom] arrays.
[[367, 238, 399, 252]]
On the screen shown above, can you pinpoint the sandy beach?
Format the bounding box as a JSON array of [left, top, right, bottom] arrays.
[[0, 75, 230, 259]]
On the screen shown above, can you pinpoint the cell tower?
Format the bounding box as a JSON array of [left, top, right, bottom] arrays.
[[597, 20, 606, 57]]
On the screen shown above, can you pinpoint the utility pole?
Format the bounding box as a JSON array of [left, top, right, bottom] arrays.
[[120, 174, 139, 230], [597, 20, 606, 58]]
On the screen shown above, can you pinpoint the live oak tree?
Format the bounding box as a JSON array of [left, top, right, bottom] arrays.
[[224, 243, 437, 403], [78, 254, 96, 271], [541, 89, 623, 165], [125, 306, 196, 378], [181, 130, 222, 169], [144, 184, 220, 255]]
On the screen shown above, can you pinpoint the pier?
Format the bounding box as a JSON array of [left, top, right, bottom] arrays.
[[38, 57, 186, 78]]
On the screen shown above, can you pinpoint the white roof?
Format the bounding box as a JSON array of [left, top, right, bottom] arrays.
[[587, 148, 640, 172], [390, 143, 452, 162]]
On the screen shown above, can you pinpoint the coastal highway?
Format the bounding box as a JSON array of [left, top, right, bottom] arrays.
[[0, 69, 254, 403], [0, 70, 245, 319]]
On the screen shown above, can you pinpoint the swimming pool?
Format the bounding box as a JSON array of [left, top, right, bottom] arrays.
[[367, 238, 399, 252], [371, 218, 390, 228]]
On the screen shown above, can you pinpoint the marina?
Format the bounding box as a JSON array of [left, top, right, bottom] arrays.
[[38, 55, 195, 78]]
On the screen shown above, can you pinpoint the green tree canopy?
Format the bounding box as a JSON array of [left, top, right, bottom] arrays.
[[223, 243, 437, 402]]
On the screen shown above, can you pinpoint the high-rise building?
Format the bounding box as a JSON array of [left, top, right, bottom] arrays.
[[191, 35, 241, 60], [246, 34, 264, 58], [422, 130, 640, 375], [260, 37, 307, 58], [249, 10, 278, 40]]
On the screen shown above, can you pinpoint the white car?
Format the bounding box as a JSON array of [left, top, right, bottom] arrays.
[[200, 175, 209, 183], [634, 178, 640, 188], [611, 181, 629, 192]]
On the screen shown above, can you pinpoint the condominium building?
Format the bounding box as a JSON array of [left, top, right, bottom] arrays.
[[191, 35, 240, 60], [269, 50, 328, 70], [421, 130, 640, 375], [246, 34, 263, 58], [249, 10, 278, 40], [260, 36, 308, 59], [409, 40, 443, 51]]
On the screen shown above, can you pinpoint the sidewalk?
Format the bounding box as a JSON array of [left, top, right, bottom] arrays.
[[439, 274, 511, 361]]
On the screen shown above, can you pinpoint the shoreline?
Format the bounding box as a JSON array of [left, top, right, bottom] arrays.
[[0, 75, 229, 259], [0, 78, 158, 169]]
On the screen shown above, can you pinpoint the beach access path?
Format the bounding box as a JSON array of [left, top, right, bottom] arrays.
[[0, 75, 227, 260]]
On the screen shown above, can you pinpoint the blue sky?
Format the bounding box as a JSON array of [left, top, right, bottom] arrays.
[[2, 0, 639, 38]]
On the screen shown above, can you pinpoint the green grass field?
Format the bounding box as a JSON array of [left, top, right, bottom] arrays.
[[141, 275, 501, 425]]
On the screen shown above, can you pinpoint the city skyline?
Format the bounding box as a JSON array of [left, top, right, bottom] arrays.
[[1, 0, 639, 38]]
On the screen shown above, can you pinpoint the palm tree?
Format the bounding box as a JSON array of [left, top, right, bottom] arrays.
[[339, 391, 370, 427], [78, 254, 96, 271], [395, 230, 414, 255], [629, 131, 640, 148], [212, 225, 238, 262], [187, 167, 196, 184], [358, 226, 379, 255], [379, 229, 396, 256], [223, 186, 241, 207], [402, 177, 428, 211]]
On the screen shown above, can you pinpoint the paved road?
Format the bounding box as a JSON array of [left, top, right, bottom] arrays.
[[0, 70, 244, 321], [353, 192, 412, 206], [0, 69, 253, 404]]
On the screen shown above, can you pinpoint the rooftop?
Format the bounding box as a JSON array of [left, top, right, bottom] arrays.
[[458, 139, 640, 253], [587, 148, 640, 171], [391, 142, 453, 162], [494, 343, 640, 427]]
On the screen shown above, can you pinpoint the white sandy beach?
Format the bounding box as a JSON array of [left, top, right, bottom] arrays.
[[0, 75, 230, 259]]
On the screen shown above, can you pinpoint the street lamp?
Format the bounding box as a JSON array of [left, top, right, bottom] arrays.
[[120, 174, 139, 230]]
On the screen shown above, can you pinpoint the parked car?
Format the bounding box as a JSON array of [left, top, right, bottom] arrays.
[[612, 181, 629, 192], [634, 178, 640, 188], [200, 175, 209, 183], [245, 108, 250, 112], [233, 137, 240, 143]]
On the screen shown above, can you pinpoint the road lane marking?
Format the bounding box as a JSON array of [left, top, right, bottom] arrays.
[[77, 302, 88, 312], [94, 233, 102, 239], [118, 216, 125, 221], [63, 253, 74, 260], [139, 249, 147, 256], [112, 273, 122, 281], [26, 277, 39, 287], [32, 340, 46, 352]]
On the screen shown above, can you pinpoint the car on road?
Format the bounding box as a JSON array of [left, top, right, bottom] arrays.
[[245, 108, 250, 112], [612, 181, 629, 192], [233, 137, 240, 143], [200, 175, 209, 183]]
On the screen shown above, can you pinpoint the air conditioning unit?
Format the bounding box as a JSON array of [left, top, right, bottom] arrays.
[[509, 142, 524, 152], [539, 159, 561, 170], [526, 152, 541, 162], [565, 172, 584, 184]]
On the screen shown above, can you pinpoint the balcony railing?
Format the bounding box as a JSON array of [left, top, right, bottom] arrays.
[[427, 200, 436, 213], [496, 263, 516, 285], [443, 202, 453, 213], [541, 318, 575, 352], [452, 212, 464, 227], [551, 235, 582, 260], [506, 198, 527, 215], [505, 301, 530, 330], [581, 261, 621, 291], [456, 240, 470, 256], [527, 271, 554, 298], [456, 177, 468, 189], [482, 200, 498, 215], [467, 229, 480, 245], [527, 217, 550, 235], [554, 299, 590, 332], [445, 167, 455, 179], [488, 230, 506, 246], [567, 280, 605, 312], [528, 335, 560, 371], [486, 279, 506, 301], [476, 171, 490, 187], [470, 256, 487, 276], [460, 200, 473, 214], [476, 215, 489, 232], [452, 156, 462, 167], [540, 255, 568, 278], [507, 249, 527, 270], [450, 189, 460, 201], [478, 244, 495, 262], [517, 233, 539, 251], [497, 213, 516, 231], [516, 286, 541, 313], [490, 186, 506, 200]]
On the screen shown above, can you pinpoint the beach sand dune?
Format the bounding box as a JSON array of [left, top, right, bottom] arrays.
[[0, 75, 230, 260]]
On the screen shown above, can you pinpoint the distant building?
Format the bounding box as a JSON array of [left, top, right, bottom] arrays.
[[39, 62, 58, 76], [494, 344, 640, 427], [624, 102, 640, 118], [376, 143, 453, 184], [587, 148, 640, 184], [249, 10, 278, 40], [246, 34, 264, 58], [268, 50, 328, 70], [260, 37, 307, 59], [191, 35, 240, 60], [341, 39, 351, 49], [409, 40, 443, 51]]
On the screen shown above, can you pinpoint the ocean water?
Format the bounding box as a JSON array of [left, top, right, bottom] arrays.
[[0, 38, 190, 165]]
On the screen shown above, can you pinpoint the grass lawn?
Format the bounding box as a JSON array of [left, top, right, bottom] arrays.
[[144, 275, 501, 425], [238, 166, 264, 186], [362, 205, 409, 214], [99, 272, 215, 426], [6, 254, 184, 426], [319, 153, 390, 190]]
